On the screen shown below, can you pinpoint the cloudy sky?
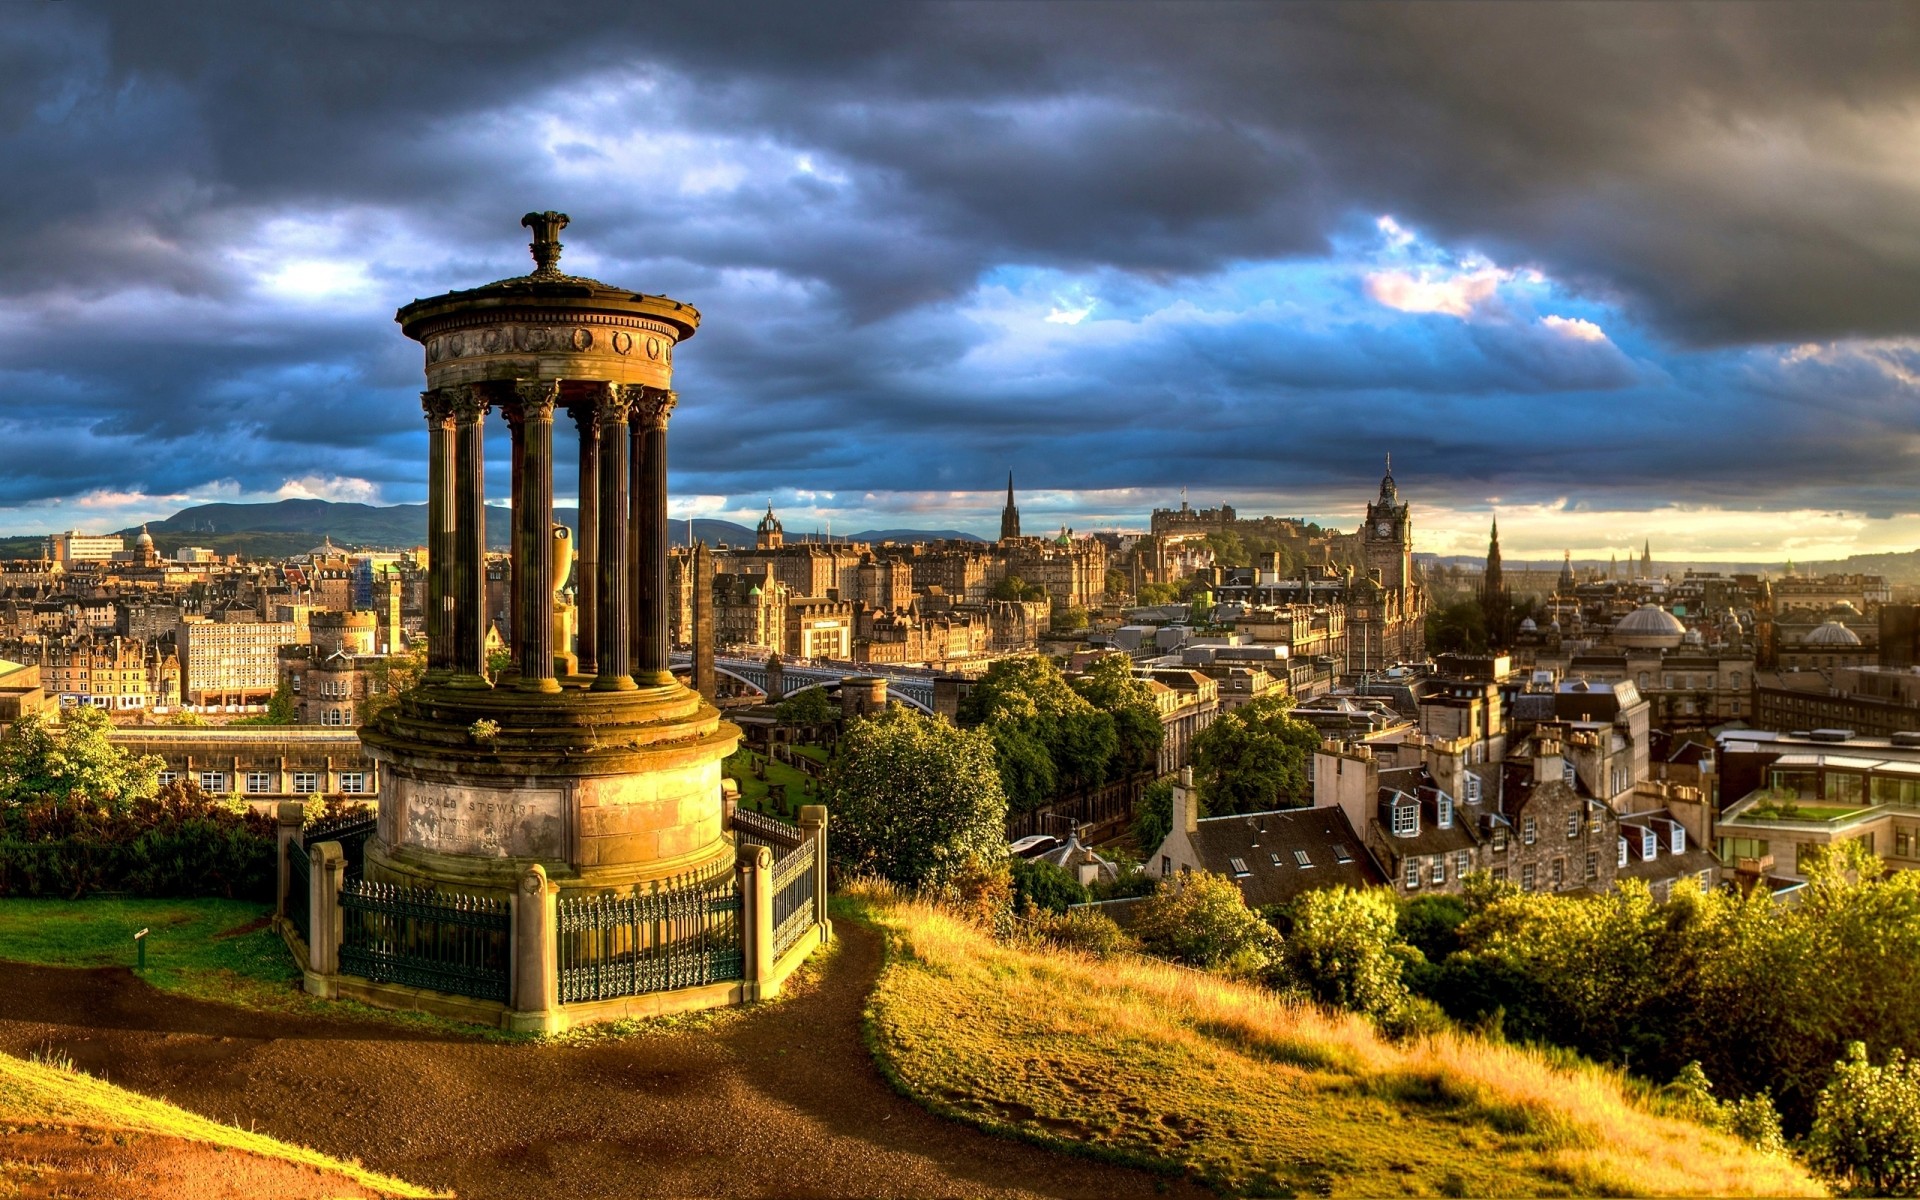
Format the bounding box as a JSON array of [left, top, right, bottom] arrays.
[[7, 2, 1920, 562]]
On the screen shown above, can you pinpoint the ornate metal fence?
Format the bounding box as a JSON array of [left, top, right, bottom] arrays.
[[556, 868, 744, 1004], [284, 837, 312, 945], [303, 812, 378, 878], [338, 879, 512, 1003], [771, 840, 817, 959], [732, 808, 803, 855]]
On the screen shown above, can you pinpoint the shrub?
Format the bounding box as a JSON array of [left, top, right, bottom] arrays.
[[1011, 857, 1090, 914], [0, 780, 275, 900], [827, 707, 1008, 891], [1132, 871, 1281, 975], [1807, 1043, 1920, 1196], [1027, 906, 1135, 956], [1283, 886, 1415, 1024], [1661, 1062, 1786, 1155]]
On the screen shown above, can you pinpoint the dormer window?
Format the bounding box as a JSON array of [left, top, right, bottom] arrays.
[[1391, 798, 1419, 837], [1618, 836, 1629, 867], [1436, 795, 1453, 829], [1642, 829, 1657, 860], [1670, 824, 1686, 854], [1465, 774, 1483, 804]]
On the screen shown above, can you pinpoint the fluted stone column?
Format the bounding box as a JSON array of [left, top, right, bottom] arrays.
[[590, 383, 635, 690], [627, 395, 645, 675], [450, 384, 491, 686], [508, 381, 560, 691], [571, 400, 599, 673], [421, 390, 457, 679], [636, 388, 677, 685]]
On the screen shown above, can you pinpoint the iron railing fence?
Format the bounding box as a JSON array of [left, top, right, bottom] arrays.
[[303, 813, 378, 878], [284, 837, 312, 945], [556, 868, 744, 1004], [771, 840, 817, 959], [731, 808, 804, 856], [338, 879, 512, 1003]]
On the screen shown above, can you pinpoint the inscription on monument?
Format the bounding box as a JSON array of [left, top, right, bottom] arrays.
[[403, 780, 564, 858]]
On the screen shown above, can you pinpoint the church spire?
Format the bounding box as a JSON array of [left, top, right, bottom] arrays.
[[999, 470, 1021, 542]]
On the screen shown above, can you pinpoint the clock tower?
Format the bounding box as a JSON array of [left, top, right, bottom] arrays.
[[1362, 454, 1412, 591]]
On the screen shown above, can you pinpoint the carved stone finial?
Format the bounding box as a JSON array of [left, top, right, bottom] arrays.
[[521, 211, 570, 278]]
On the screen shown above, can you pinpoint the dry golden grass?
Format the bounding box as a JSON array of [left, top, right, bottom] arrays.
[[0, 1049, 444, 1198], [850, 884, 1824, 1198]]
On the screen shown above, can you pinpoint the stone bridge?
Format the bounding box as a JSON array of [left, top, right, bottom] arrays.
[[668, 654, 936, 714]]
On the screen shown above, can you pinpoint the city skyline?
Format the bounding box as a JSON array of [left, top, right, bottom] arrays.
[[9, 6, 1920, 560]]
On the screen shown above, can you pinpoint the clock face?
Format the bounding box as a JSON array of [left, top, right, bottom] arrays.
[[1375, 521, 1391, 537]]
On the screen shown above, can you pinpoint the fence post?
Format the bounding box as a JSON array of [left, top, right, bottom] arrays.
[[273, 802, 304, 922], [304, 841, 345, 998], [799, 804, 831, 943], [738, 843, 773, 1001], [510, 864, 562, 1034]]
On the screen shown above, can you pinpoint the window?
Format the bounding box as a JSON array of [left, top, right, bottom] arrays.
[[245, 772, 271, 794], [1562, 761, 1576, 786], [1717, 836, 1770, 863], [1228, 856, 1251, 877], [1618, 836, 1629, 867], [1670, 824, 1686, 854], [1455, 850, 1472, 877], [1522, 863, 1537, 890], [1391, 800, 1418, 837], [1551, 858, 1565, 888], [1641, 828, 1657, 860], [339, 772, 366, 795], [1492, 867, 1508, 882], [1586, 850, 1598, 881], [1436, 795, 1453, 829], [293, 771, 318, 794], [1829, 772, 1865, 806], [1270, 852, 1283, 867], [1161, 855, 1172, 877], [1492, 825, 1508, 853], [1333, 845, 1353, 865], [157, 771, 177, 787], [1566, 811, 1580, 839], [1522, 817, 1536, 845], [199, 771, 226, 793], [1404, 860, 1421, 889], [1430, 858, 1446, 885]]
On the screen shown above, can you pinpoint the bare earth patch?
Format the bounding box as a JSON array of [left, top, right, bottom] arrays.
[[0, 1122, 392, 1199]]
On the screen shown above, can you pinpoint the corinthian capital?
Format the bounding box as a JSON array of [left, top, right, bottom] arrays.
[[512, 380, 560, 420], [446, 383, 491, 422], [583, 380, 632, 427], [420, 389, 456, 425], [628, 386, 677, 431]]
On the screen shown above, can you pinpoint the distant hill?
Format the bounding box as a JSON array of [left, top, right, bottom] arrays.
[[0, 499, 972, 559], [852, 528, 984, 543]]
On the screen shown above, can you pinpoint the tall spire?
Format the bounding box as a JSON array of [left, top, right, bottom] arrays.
[[999, 470, 1021, 542]]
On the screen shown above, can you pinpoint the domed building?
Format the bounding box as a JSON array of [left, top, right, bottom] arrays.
[[1611, 604, 1686, 650], [1777, 617, 1871, 673]]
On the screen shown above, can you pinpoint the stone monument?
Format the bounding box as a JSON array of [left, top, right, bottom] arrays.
[[361, 212, 740, 898]]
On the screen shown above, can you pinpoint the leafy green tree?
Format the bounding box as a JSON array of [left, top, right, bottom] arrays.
[[1189, 694, 1320, 814], [1132, 871, 1282, 974], [960, 656, 1116, 808], [775, 687, 837, 728], [1104, 569, 1129, 600], [1202, 530, 1249, 568], [1011, 857, 1090, 914], [826, 707, 1007, 890], [991, 574, 1049, 603], [1134, 582, 1180, 606], [233, 680, 297, 726], [1808, 1043, 1920, 1196], [1071, 654, 1165, 779], [1049, 606, 1090, 632], [0, 709, 162, 809], [1130, 777, 1184, 854], [1281, 886, 1413, 1022], [1425, 599, 1489, 655]]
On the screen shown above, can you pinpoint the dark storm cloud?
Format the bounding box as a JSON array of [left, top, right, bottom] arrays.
[[4, 2, 1920, 532]]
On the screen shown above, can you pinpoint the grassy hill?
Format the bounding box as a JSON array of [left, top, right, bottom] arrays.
[[0, 1049, 441, 1198], [852, 887, 1822, 1198]]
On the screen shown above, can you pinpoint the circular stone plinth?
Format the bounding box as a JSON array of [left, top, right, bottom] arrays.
[[358, 678, 741, 898]]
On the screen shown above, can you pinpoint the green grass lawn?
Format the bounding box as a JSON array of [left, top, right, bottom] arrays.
[[789, 742, 831, 766], [724, 749, 818, 817], [0, 896, 518, 1037], [1744, 804, 1866, 822]]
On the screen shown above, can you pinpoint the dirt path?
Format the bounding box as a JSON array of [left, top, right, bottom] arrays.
[[0, 922, 1208, 1200]]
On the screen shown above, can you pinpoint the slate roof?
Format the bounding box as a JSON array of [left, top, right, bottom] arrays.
[[1185, 806, 1386, 908]]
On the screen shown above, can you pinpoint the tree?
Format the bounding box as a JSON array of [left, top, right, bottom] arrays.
[[1134, 582, 1180, 606], [775, 687, 836, 728], [1049, 606, 1090, 632], [991, 575, 1049, 603], [1202, 530, 1249, 568], [1189, 694, 1320, 814], [1071, 654, 1165, 778], [233, 680, 297, 726], [1808, 1043, 1920, 1196], [1131, 777, 1188, 854], [0, 709, 162, 809], [959, 656, 1116, 809], [1131, 871, 1281, 974], [1011, 858, 1090, 914], [1104, 569, 1129, 600], [827, 706, 1007, 890], [1281, 886, 1413, 1023], [1425, 599, 1489, 655]]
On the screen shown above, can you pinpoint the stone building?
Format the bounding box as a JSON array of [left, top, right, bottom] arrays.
[[178, 616, 301, 706], [30, 635, 178, 712], [112, 727, 379, 804], [786, 594, 853, 659], [712, 567, 787, 652], [279, 646, 371, 726], [309, 610, 378, 656]]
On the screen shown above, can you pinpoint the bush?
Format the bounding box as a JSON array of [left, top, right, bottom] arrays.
[[1011, 858, 1090, 914], [1807, 1043, 1920, 1195], [0, 781, 275, 900], [1026, 906, 1135, 956], [1132, 871, 1281, 975], [828, 707, 1008, 891], [1661, 1062, 1786, 1155], [1282, 886, 1414, 1024]]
